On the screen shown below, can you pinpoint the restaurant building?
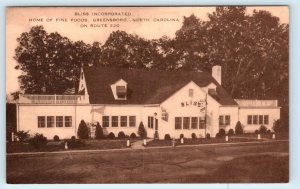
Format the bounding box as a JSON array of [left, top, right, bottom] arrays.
[[17, 66, 281, 139]]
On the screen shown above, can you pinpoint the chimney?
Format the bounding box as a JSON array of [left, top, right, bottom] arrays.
[[212, 65, 222, 85]]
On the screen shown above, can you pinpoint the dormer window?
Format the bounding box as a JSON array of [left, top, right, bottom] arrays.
[[116, 85, 127, 98], [111, 79, 128, 100]]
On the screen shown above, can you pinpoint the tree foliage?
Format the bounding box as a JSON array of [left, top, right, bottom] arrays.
[[138, 122, 146, 138], [95, 122, 104, 139], [77, 120, 89, 139]]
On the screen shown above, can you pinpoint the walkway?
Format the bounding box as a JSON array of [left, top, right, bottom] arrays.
[[131, 139, 153, 149]]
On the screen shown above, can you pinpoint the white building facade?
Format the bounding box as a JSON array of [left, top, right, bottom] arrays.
[[17, 66, 281, 139]]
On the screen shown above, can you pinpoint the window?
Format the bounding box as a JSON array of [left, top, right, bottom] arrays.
[[56, 116, 63, 127], [247, 115, 253, 124], [188, 89, 194, 97], [121, 116, 127, 127], [162, 110, 168, 121], [225, 115, 230, 125], [148, 116, 154, 129], [264, 115, 269, 125], [175, 117, 182, 130], [253, 115, 258, 124], [259, 115, 264, 124], [112, 116, 118, 127], [183, 117, 190, 129], [199, 117, 205, 129], [191, 117, 198, 129], [65, 116, 72, 127], [129, 116, 136, 127], [103, 116, 109, 127], [116, 86, 126, 98], [219, 115, 224, 125], [47, 116, 54, 128], [38, 116, 45, 128]]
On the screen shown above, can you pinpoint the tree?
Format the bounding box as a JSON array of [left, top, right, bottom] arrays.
[[77, 120, 89, 139], [15, 130, 30, 142], [235, 121, 243, 135], [95, 122, 104, 139], [138, 122, 146, 138]]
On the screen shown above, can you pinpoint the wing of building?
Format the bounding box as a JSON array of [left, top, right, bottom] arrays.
[[17, 66, 281, 139]]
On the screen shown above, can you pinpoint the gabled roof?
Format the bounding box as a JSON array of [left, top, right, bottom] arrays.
[[82, 66, 238, 105]]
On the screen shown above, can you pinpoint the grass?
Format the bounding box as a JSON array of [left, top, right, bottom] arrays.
[[7, 141, 289, 183]]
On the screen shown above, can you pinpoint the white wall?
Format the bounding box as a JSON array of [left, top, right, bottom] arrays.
[[219, 106, 239, 132], [238, 107, 281, 133]]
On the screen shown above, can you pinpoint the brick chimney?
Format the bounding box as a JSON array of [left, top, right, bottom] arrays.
[[212, 65, 221, 85]]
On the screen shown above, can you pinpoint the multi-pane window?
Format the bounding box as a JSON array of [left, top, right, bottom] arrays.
[[191, 117, 198, 129], [264, 115, 269, 125], [47, 116, 54, 128], [129, 116, 136, 127], [38, 116, 45, 128], [225, 115, 230, 125], [247, 115, 269, 125], [219, 115, 230, 126], [188, 89, 194, 97], [199, 117, 205, 129], [148, 116, 154, 129], [259, 115, 264, 124], [175, 117, 182, 130], [248, 115, 253, 124], [121, 116, 127, 127], [183, 117, 190, 129], [56, 116, 63, 127], [103, 116, 109, 127], [65, 116, 72, 127], [253, 115, 258, 124], [112, 116, 118, 127]]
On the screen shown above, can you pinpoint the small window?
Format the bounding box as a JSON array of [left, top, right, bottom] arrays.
[[175, 117, 182, 130], [47, 116, 54, 128], [247, 115, 253, 124], [219, 115, 224, 125], [102, 116, 109, 127], [120, 116, 127, 127], [112, 116, 118, 127], [264, 115, 269, 125], [148, 116, 154, 129], [191, 117, 198, 129], [225, 115, 230, 125], [65, 116, 72, 127], [56, 116, 63, 127], [253, 115, 258, 124], [129, 116, 136, 127], [116, 86, 126, 98], [199, 117, 205, 129], [188, 89, 194, 97], [259, 115, 264, 124], [38, 116, 45, 128], [183, 117, 190, 129]]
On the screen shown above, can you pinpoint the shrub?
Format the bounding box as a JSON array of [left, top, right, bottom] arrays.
[[130, 133, 137, 138], [228, 129, 234, 136], [191, 133, 197, 139], [71, 136, 76, 140], [235, 121, 243, 135], [259, 125, 267, 134], [107, 132, 115, 139], [77, 120, 89, 139], [65, 138, 85, 149], [164, 134, 171, 140], [53, 135, 60, 141], [95, 122, 104, 139], [15, 130, 30, 142], [118, 131, 126, 139], [254, 130, 259, 134], [216, 133, 221, 138], [179, 134, 184, 139], [28, 133, 47, 148], [273, 119, 285, 133], [219, 129, 226, 136], [267, 129, 271, 134], [138, 122, 147, 138], [206, 133, 211, 139]]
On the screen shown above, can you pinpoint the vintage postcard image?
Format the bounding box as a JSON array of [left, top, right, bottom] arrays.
[[6, 6, 289, 183]]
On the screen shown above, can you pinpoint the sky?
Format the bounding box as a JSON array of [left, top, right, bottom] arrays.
[[6, 6, 289, 98]]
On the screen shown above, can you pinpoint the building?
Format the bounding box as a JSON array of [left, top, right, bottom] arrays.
[[16, 66, 281, 139]]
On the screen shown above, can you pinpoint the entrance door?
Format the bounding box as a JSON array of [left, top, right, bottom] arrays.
[[154, 118, 159, 139]]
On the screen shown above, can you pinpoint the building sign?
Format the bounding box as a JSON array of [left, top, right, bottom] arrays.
[[181, 99, 206, 112]]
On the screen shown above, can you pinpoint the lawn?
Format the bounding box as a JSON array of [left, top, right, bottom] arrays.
[[7, 141, 288, 183]]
